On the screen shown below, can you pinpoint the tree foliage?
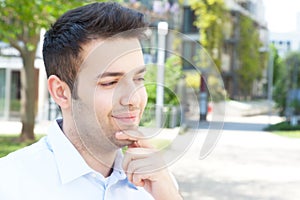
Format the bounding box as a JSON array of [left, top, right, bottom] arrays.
[[272, 46, 286, 115], [271, 45, 283, 85], [0, 1, 91, 45], [237, 15, 263, 98], [284, 51, 300, 116], [285, 51, 300, 89], [190, 0, 227, 70], [145, 55, 183, 105], [141, 55, 182, 127], [272, 49, 300, 116], [0, 0, 96, 141]]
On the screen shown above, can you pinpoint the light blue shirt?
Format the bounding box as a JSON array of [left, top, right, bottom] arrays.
[[0, 119, 154, 200]]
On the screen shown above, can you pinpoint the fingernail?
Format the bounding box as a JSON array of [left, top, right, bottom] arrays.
[[115, 131, 122, 135], [115, 131, 123, 137]]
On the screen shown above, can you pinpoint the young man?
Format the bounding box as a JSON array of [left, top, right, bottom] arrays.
[[0, 2, 182, 200]]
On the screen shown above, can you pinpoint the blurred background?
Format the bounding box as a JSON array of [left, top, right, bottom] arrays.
[[1, 0, 300, 199]]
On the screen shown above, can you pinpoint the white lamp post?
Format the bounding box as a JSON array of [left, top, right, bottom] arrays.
[[156, 21, 168, 128]]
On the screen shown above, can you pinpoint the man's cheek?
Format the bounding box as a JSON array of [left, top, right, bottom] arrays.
[[142, 89, 148, 107], [95, 98, 112, 121]]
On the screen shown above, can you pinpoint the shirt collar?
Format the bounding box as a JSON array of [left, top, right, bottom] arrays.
[[110, 151, 138, 190], [47, 119, 92, 184], [46, 119, 136, 189]]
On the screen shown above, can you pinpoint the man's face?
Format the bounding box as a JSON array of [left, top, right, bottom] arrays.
[[72, 38, 147, 152]]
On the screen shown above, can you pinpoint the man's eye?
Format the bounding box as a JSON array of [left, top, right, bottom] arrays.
[[135, 77, 145, 82], [99, 81, 118, 87]]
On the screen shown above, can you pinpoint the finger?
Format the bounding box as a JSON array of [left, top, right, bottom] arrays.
[[132, 174, 145, 187], [131, 166, 155, 186], [126, 160, 156, 187], [125, 159, 139, 183], [128, 139, 154, 149], [123, 149, 164, 181], [125, 158, 153, 182], [115, 131, 138, 142], [123, 130, 153, 148], [122, 148, 154, 172], [115, 131, 154, 149]]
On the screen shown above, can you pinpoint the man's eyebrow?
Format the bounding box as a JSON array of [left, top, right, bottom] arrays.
[[98, 72, 124, 79], [97, 67, 146, 79], [135, 67, 147, 74]]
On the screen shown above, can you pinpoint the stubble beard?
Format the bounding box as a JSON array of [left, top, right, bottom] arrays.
[[103, 116, 140, 149], [73, 98, 144, 154]]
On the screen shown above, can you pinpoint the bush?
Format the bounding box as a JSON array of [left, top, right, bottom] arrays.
[[141, 55, 183, 127], [145, 55, 183, 105], [0, 135, 43, 158], [264, 121, 300, 131], [185, 72, 200, 89]]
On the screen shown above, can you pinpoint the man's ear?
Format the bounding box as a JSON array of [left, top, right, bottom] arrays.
[[48, 75, 72, 109]]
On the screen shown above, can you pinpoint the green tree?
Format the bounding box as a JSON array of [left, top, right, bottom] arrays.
[[141, 55, 182, 127], [190, 0, 227, 70], [284, 51, 300, 115], [271, 45, 283, 86], [285, 51, 300, 89], [145, 55, 183, 105], [271, 46, 286, 115], [0, 0, 96, 141], [273, 51, 300, 116], [237, 15, 262, 98]]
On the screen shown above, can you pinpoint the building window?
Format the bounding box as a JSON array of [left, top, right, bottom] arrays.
[[287, 41, 291, 50], [182, 6, 198, 34], [182, 40, 198, 69], [10, 71, 21, 117], [0, 69, 5, 117]]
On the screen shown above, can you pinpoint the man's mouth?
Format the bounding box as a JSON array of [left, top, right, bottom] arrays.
[[111, 111, 140, 126]]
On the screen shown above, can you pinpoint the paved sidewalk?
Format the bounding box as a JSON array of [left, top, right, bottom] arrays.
[[169, 115, 300, 200]]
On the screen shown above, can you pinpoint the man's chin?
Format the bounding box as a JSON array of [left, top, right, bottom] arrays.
[[117, 124, 139, 131]]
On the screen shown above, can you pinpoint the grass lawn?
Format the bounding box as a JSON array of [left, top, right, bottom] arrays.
[[0, 135, 44, 158], [273, 131, 300, 138], [265, 121, 300, 138]]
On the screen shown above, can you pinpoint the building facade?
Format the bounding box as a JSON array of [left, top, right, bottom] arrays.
[[222, 0, 268, 99], [179, 0, 268, 99], [0, 31, 51, 121]]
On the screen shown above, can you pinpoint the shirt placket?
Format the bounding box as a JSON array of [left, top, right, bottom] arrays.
[[103, 170, 126, 199]]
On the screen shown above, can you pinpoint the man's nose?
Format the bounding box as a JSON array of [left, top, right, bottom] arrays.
[[119, 81, 141, 106]]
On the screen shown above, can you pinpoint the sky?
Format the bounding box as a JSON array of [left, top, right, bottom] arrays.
[[263, 0, 300, 32]]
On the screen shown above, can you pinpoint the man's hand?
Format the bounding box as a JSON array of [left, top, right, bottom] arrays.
[[115, 131, 183, 200]]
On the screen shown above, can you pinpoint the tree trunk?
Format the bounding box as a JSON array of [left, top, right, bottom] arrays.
[[20, 51, 37, 142]]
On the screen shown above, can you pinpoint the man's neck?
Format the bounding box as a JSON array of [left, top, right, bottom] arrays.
[[80, 148, 117, 178], [61, 120, 118, 178]]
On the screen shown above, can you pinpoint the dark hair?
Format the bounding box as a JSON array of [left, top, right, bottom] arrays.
[[43, 2, 147, 97]]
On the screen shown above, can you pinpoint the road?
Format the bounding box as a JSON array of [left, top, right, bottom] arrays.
[[169, 115, 300, 200]]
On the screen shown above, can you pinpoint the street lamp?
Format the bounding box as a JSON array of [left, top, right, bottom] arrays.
[[156, 21, 168, 128]]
